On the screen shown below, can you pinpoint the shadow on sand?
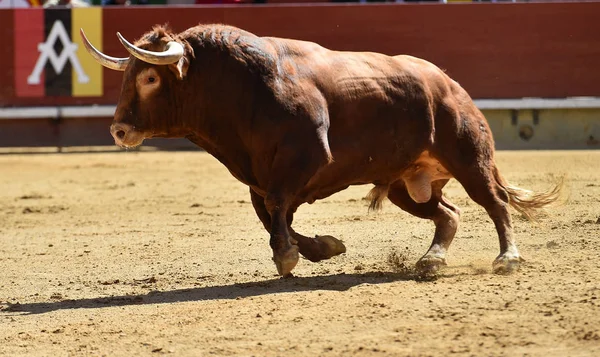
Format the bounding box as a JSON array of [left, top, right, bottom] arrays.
[[2, 271, 434, 315]]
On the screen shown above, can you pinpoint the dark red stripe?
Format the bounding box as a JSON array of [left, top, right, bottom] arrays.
[[0, 11, 15, 102]]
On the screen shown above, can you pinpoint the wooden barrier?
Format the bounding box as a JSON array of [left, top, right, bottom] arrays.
[[1, 2, 599, 108], [0, 2, 599, 149]]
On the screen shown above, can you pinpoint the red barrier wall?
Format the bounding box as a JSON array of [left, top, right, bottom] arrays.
[[0, 11, 15, 106], [1, 2, 599, 108]]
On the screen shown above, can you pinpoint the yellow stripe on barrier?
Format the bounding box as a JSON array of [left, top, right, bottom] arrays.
[[71, 8, 103, 97]]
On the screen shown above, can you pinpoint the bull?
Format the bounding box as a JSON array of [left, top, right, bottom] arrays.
[[81, 24, 561, 277]]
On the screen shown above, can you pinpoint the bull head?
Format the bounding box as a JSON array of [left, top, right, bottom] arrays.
[[80, 28, 188, 148]]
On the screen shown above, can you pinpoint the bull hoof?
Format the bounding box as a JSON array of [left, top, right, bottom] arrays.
[[493, 256, 522, 275], [315, 235, 347, 258], [415, 256, 447, 274], [273, 245, 300, 277]]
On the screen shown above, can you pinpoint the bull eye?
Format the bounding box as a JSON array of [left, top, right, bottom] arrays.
[[136, 68, 160, 99]]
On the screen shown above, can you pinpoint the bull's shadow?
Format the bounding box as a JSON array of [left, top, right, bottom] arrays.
[[1, 270, 439, 316]]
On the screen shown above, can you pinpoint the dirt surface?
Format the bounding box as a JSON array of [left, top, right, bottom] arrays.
[[0, 149, 599, 356]]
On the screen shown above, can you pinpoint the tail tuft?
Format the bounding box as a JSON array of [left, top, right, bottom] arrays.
[[366, 184, 390, 211], [499, 173, 565, 221]]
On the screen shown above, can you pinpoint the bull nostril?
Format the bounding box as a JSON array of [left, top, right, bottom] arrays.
[[116, 130, 126, 139]]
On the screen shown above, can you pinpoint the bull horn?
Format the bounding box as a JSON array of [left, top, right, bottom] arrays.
[[80, 29, 129, 71], [117, 32, 184, 65]]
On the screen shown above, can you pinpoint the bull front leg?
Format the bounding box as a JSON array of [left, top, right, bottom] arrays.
[[264, 194, 299, 277], [258, 124, 337, 276], [250, 188, 346, 276], [290, 230, 347, 263]]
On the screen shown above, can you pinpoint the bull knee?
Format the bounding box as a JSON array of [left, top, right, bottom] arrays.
[[434, 204, 460, 230], [264, 194, 287, 215]]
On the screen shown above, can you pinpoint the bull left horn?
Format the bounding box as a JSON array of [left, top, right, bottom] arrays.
[[80, 29, 129, 71], [117, 32, 184, 65]]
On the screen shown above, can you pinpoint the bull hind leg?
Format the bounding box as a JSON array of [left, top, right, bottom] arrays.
[[441, 156, 522, 274], [414, 146, 561, 274], [386, 179, 461, 272]]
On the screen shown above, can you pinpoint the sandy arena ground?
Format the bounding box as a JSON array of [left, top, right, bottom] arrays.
[[0, 149, 599, 356]]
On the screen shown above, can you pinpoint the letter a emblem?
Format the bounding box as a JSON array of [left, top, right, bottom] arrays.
[[27, 20, 89, 86]]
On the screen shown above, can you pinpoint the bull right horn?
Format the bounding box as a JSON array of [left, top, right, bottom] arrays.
[[117, 32, 184, 66], [80, 29, 129, 71]]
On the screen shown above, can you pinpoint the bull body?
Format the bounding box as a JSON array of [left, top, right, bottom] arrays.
[[82, 24, 560, 276]]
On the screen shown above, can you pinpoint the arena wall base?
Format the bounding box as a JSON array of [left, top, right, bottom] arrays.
[[486, 108, 599, 150], [0, 99, 599, 151]]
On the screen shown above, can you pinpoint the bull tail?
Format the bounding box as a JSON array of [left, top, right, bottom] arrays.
[[494, 167, 565, 221], [366, 184, 390, 212]]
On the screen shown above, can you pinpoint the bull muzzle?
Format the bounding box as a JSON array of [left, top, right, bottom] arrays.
[[110, 123, 145, 148]]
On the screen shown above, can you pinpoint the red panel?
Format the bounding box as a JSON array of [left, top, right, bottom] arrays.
[[14, 9, 45, 98]]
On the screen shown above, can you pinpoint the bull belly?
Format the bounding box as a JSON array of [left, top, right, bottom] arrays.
[[300, 150, 452, 205]]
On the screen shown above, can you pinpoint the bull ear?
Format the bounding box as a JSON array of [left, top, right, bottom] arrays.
[[168, 56, 189, 80]]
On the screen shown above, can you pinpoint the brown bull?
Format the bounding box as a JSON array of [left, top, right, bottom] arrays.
[[81, 24, 561, 277]]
